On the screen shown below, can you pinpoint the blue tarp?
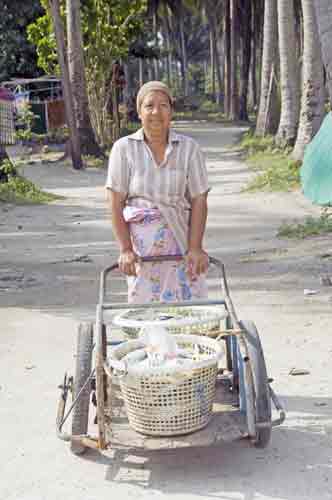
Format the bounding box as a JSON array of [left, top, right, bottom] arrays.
[[300, 112, 332, 206]]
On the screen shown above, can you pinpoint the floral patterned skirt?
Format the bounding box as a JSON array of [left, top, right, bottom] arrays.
[[123, 206, 207, 304]]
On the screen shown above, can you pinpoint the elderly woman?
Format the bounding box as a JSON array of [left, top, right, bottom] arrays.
[[106, 81, 209, 303]]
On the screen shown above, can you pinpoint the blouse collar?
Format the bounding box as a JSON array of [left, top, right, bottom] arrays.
[[128, 128, 181, 144]]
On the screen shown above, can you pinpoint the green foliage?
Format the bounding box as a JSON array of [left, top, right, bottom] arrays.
[[28, 1, 147, 76], [170, 3, 210, 64], [200, 99, 220, 113], [27, 7, 59, 75], [245, 152, 301, 192], [119, 122, 140, 137], [239, 131, 275, 154], [277, 211, 332, 239], [15, 104, 40, 143], [0, 1, 44, 81], [84, 1, 147, 62], [0, 159, 16, 176], [46, 126, 69, 144], [83, 155, 106, 168], [28, 0, 147, 147], [238, 132, 300, 192], [0, 160, 58, 204]]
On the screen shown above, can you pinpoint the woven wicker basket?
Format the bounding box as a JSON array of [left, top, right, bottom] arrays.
[[109, 334, 223, 436], [113, 306, 226, 339]]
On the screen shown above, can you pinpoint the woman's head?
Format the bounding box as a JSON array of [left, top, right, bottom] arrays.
[[136, 81, 173, 135], [136, 81, 173, 113]]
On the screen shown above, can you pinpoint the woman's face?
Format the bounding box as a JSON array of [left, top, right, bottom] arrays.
[[139, 90, 172, 134]]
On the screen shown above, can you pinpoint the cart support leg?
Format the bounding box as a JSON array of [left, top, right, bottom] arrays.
[[96, 305, 107, 449]]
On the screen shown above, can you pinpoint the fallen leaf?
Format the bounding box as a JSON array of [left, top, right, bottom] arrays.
[[289, 368, 310, 376], [304, 289, 319, 296], [63, 254, 92, 263], [320, 276, 332, 286]]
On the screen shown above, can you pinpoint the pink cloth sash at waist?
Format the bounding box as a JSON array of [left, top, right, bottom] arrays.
[[123, 206, 162, 223]]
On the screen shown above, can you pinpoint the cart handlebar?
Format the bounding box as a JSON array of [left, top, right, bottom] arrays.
[[99, 255, 228, 301], [98, 255, 238, 326]]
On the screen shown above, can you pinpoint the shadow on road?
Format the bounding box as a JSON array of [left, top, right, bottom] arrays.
[[75, 395, 331, 499]]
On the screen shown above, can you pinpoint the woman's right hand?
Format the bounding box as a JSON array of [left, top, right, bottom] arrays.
[[118, 249, 138, 276]]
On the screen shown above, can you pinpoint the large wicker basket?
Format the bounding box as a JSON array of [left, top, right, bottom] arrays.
[[108, 334, 224, 436], [113, 306, 226, 339]]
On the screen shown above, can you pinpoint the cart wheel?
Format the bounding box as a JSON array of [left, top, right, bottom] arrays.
[[71, 322, 94, 455], [240, 320, 272, 448]]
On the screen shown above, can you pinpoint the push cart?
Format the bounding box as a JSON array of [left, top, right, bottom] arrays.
[[56, 256, 285, 455]]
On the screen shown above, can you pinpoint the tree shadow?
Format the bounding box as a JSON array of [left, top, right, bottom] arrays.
[[78, 394, 332, 499]]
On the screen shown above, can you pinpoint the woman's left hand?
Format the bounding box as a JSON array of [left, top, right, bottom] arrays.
[[186, 248, 209, 280]]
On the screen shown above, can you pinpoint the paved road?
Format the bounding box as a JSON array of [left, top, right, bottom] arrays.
[[0, 122, 331, 500]]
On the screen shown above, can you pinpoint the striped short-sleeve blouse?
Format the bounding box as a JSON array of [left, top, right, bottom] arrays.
[[105, 128, 209, 253]]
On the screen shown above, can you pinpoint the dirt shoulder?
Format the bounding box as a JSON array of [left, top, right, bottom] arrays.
[[0, 123, 331, 500]]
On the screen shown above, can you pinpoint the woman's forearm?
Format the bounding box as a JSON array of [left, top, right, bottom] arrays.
[[107, 190, 132, 251], [188, 194, 208, 250]]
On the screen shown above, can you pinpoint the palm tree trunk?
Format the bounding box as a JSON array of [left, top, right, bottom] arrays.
[[152, 11, 159, 80], [249, 0, 260, 111], [122, 61, 130, 127], [139, 59, 144, 87], [207, 11, 223, 108], [66, 0, 102, 157], [292, 0, 325, 160], [230, 0, 240, 120], [177, 1, 189, 96], [179, 21, 189, 96], [48, 0, 82, 170], [238, 0, 252, 121], [276, 0, 300, 147], [111, 62, 122, 141], [313, 0, 332, 103], [256, 0, 279, 136], [210, 29, 216, 100], [249, 29, 257, 110], [162, 6, 172, 87], [224, 0, 231, 116], [166, 5, 176, 88]]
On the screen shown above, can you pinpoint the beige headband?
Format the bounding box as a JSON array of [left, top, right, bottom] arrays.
[[136, 81, 173, 112]]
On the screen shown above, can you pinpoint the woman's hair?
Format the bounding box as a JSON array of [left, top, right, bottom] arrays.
[[136, 81, 173, 112]]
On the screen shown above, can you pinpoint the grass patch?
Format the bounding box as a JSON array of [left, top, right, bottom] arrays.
[[0, 176, 59, 204], [0, 160, 59, 204], [83, 155, 107, 169], [239, 131, 275, 154], [238, 132, 301, 192], [277, 212, 332, 239], [245, 152, 301, 192], [172, 110, 226, 121], [119, 122, 140, 137]]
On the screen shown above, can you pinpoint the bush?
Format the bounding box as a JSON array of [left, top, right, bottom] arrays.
[[239, 131, 275, 154], [200, 99, 220, 113], [245, 153, 301, 192], [0, 159, 58, 203], [46, 126, 69, 144], [278, 211, 332, 239], [0, 159, 17, 183]]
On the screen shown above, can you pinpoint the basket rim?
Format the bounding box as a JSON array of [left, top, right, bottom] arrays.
[[108, 333, 224, 376], [112, 305, 226, 329]]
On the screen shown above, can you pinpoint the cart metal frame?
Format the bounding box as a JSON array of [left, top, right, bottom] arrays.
[[56, 256, 285, 455]]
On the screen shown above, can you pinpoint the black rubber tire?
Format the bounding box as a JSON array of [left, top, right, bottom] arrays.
[[70, 322, 94, 455], [240, 320, 272, 448]]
